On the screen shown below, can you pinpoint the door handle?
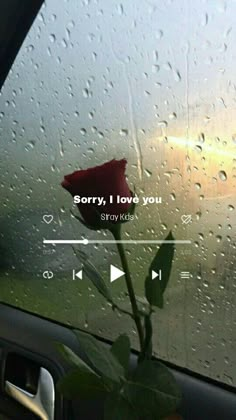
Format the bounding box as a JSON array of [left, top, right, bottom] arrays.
[[5, 367, 55, 420]]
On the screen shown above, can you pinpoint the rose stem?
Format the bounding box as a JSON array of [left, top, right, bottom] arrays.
[[112, 228, 145, 353]]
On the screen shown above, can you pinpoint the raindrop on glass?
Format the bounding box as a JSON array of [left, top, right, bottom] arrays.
[[119, 129, 129, 137], [218, 170, 227, 181]]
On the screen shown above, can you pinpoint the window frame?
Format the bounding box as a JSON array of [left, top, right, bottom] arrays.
[[0, 0, 44, 90]]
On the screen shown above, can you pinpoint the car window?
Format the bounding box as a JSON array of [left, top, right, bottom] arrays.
[[0, 0, 235, 387]]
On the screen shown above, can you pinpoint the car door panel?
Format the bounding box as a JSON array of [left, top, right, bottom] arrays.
[[1, 303, 236, 419]]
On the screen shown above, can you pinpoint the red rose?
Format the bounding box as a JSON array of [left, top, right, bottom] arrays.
[[61, 159, 133, 228]]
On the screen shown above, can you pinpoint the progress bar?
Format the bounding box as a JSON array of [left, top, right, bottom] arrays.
[[43, 239, 191, 245]]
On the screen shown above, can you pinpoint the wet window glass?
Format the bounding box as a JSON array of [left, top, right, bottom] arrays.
[[0, 0, 235, 387]]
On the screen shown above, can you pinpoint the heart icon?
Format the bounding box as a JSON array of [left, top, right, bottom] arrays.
[[43, 215, 54, 224]]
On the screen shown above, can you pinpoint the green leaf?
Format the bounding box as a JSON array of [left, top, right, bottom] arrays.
[[73, 330, 125, 388], [111, 334, 131, 373], [145, 277, 163, 308], [73, 248, 113, 303], [57, 368, 106, 399], [84, 261, 113, 302], [123, 360, 182, 420], [104, 392, 138, 420], [55, 342, 108, 399], [145, 231, 175, 308], [55, 342, 97, 374]]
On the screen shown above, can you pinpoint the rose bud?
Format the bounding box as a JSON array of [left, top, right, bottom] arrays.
[[61, 159, 134, 230]]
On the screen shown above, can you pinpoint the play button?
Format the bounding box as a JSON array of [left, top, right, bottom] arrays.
[[110, 265, 125, 283]]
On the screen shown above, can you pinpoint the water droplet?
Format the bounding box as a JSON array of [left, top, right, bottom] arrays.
[[49, 34, 56, 43], [61, 38, 68, 48], [66, 28, 71, 39], [117, 4, 124, 15], [144, 169, 152, 177], [27, 140, 36, 149], [201, 13, 208, 26], [216, 235, 222, 243], [82, 88, 90, 98], [195, 145, 202, 153], [152, 64, 160, 73], [169, 112, 177, 120], [218, 170, 227, 181], [156, 30, 163, 40], [119, 129, 129, 137], [196, 211, 202, 220], [228, 204, 234, 211], [164, 62, 172, 71], [173, 70, 181, 82], [26, 44, 34, 53], [158, 121, 168, 128], [59, 140, 64, 157], [98, 131, 104, 139], [198, 132, 205, 143], [204, 115, 211, 123], [80, 128, 87, 135]]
